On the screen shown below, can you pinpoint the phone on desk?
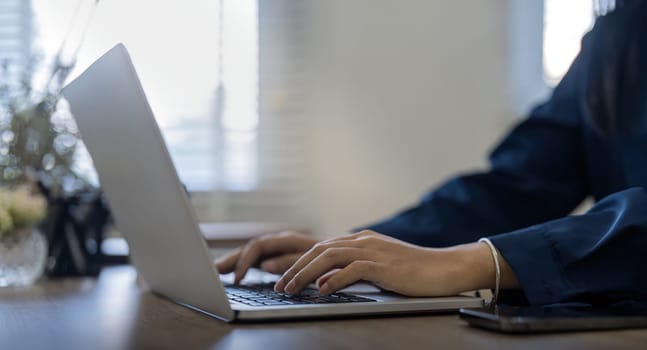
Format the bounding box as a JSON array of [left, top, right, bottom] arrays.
[[460, 304, 647, 333]]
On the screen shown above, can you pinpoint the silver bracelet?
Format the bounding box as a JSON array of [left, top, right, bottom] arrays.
[[478, 237, 500, 306]]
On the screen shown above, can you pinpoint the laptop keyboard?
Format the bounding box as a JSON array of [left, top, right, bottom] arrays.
[[225, 283, 376, 307]]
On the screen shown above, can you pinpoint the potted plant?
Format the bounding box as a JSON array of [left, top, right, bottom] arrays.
[[0, 0, 112, 279]]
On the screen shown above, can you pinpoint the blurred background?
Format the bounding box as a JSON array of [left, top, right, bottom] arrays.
[[1, 0, 596, 239]]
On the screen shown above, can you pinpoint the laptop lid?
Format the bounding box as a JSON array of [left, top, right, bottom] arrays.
[[63, 43, 234, 321]]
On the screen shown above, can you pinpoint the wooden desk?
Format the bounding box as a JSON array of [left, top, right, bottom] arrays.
[[1, 266, 645, 350]]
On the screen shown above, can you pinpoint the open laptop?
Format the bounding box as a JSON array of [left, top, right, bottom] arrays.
[[62, 43, 483, 321]]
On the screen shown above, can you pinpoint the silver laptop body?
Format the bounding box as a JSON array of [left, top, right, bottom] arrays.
[[63, 44, 483, 322]]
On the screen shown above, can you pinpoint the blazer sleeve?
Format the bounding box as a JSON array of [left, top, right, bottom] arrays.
[[490, 187, 647, 305], [361, 30, 591, 247]]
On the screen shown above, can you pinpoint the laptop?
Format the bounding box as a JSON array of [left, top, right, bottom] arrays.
[[62, 43, 483, 321]]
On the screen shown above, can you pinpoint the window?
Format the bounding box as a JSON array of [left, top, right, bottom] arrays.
[[219, 0, 259, 192], [0, 0, 32, 81], [543, 0, 595, 85], [507, 0, 603, 116], [31, 0, 259, 192]]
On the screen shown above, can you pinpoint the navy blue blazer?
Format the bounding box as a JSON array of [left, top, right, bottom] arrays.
[[363, 2, 647, 306]]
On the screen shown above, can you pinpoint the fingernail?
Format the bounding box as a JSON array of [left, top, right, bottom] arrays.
[[285, 280, 296, 294], [274, 278, 285, 292]]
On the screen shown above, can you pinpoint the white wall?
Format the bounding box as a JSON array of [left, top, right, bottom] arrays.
[[300, 0, 515, 238]]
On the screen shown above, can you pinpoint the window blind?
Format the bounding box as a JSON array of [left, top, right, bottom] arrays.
[[23, 0, 308, 226]]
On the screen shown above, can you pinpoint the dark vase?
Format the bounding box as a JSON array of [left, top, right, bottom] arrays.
[[38, 181, 126, 276]]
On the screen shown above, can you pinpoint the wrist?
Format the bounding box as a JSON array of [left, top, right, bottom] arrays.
[[447, 242, 498, 293], [453, 240, 520, 292]]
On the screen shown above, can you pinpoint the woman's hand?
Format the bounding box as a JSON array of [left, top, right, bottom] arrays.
[[215, 231, 319, 284], [274, 230, 508, 297]]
